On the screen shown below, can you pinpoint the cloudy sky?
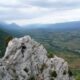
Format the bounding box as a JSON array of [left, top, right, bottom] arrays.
[[0, 0, 80, 25]]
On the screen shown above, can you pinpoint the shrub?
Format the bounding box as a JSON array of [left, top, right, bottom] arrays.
[[50, 77, 54, 80], [63, 70, 67, 75], [50, 70, 57, 78], [47, 53, 53, 58], [40, 63, 47, 73], [24, 68, 29, 73], [5, 36, 13, 46], [28, 76, 35, 80], [68, 69, 73, 77]]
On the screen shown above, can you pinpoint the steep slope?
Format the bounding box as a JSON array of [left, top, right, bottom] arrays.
[[0, 29, 11, 57], [0, 36, 74, 80]]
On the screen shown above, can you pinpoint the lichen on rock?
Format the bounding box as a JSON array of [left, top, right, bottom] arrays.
[[0, 36, 75, 80]]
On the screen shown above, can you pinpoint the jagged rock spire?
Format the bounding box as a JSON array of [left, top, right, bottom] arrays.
[[0, 36, 74, 80]]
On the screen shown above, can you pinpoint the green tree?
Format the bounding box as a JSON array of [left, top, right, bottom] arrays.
[[5, 36, 13, 46]]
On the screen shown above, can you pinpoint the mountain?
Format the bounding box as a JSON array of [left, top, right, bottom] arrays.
[[0, 21, 80, 37], [0, 22, 22, 36], [0, 21, 80, 35], [0, 22, 20, 30], [0, 36, 74, 80], [23, 21, 80, 30]]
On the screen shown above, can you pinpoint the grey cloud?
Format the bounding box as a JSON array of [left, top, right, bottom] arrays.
[[0, 0, 80, 10], [0, 0, 80, 21], [19, 0, 80, 9], [0, 7, 46, 21], [0, 4, 29, 8], [0, 0, 80, 11]]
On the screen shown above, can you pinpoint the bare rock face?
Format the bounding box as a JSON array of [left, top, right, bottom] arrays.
[[0, 36, 74, 80]]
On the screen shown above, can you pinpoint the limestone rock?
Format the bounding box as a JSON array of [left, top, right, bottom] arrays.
[[0, 36, 74, 80]]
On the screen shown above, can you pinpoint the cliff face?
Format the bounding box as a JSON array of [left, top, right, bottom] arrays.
[[0, 36, 74, 80]]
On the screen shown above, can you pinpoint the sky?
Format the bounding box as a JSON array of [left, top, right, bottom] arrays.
[[0, 0, 80, 25]]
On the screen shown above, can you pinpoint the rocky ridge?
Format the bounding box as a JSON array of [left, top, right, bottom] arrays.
[[0, 36, 74, 80]]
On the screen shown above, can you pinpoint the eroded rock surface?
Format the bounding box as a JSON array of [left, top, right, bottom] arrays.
[[0, 36, 74, 80]]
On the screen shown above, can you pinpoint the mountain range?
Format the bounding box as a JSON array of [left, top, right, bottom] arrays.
[[0, 21, 80, 31]]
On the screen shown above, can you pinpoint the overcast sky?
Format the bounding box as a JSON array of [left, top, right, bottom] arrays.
[[0, 0, 80, 25]]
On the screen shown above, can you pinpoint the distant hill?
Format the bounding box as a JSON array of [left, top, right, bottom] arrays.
[[0, 22, 22, 36], [0, 22, 20, 30], [0, 21, 80, 35], [23, 21, 80, 30]]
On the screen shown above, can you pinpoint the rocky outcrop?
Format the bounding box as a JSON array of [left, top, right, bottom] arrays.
[[0, 36, 74, 80]]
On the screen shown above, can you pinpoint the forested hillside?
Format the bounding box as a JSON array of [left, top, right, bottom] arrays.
[[0, 29, 12, 57]]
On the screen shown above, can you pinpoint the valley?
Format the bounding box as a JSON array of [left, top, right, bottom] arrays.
[[0, 21, 80, 79]]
